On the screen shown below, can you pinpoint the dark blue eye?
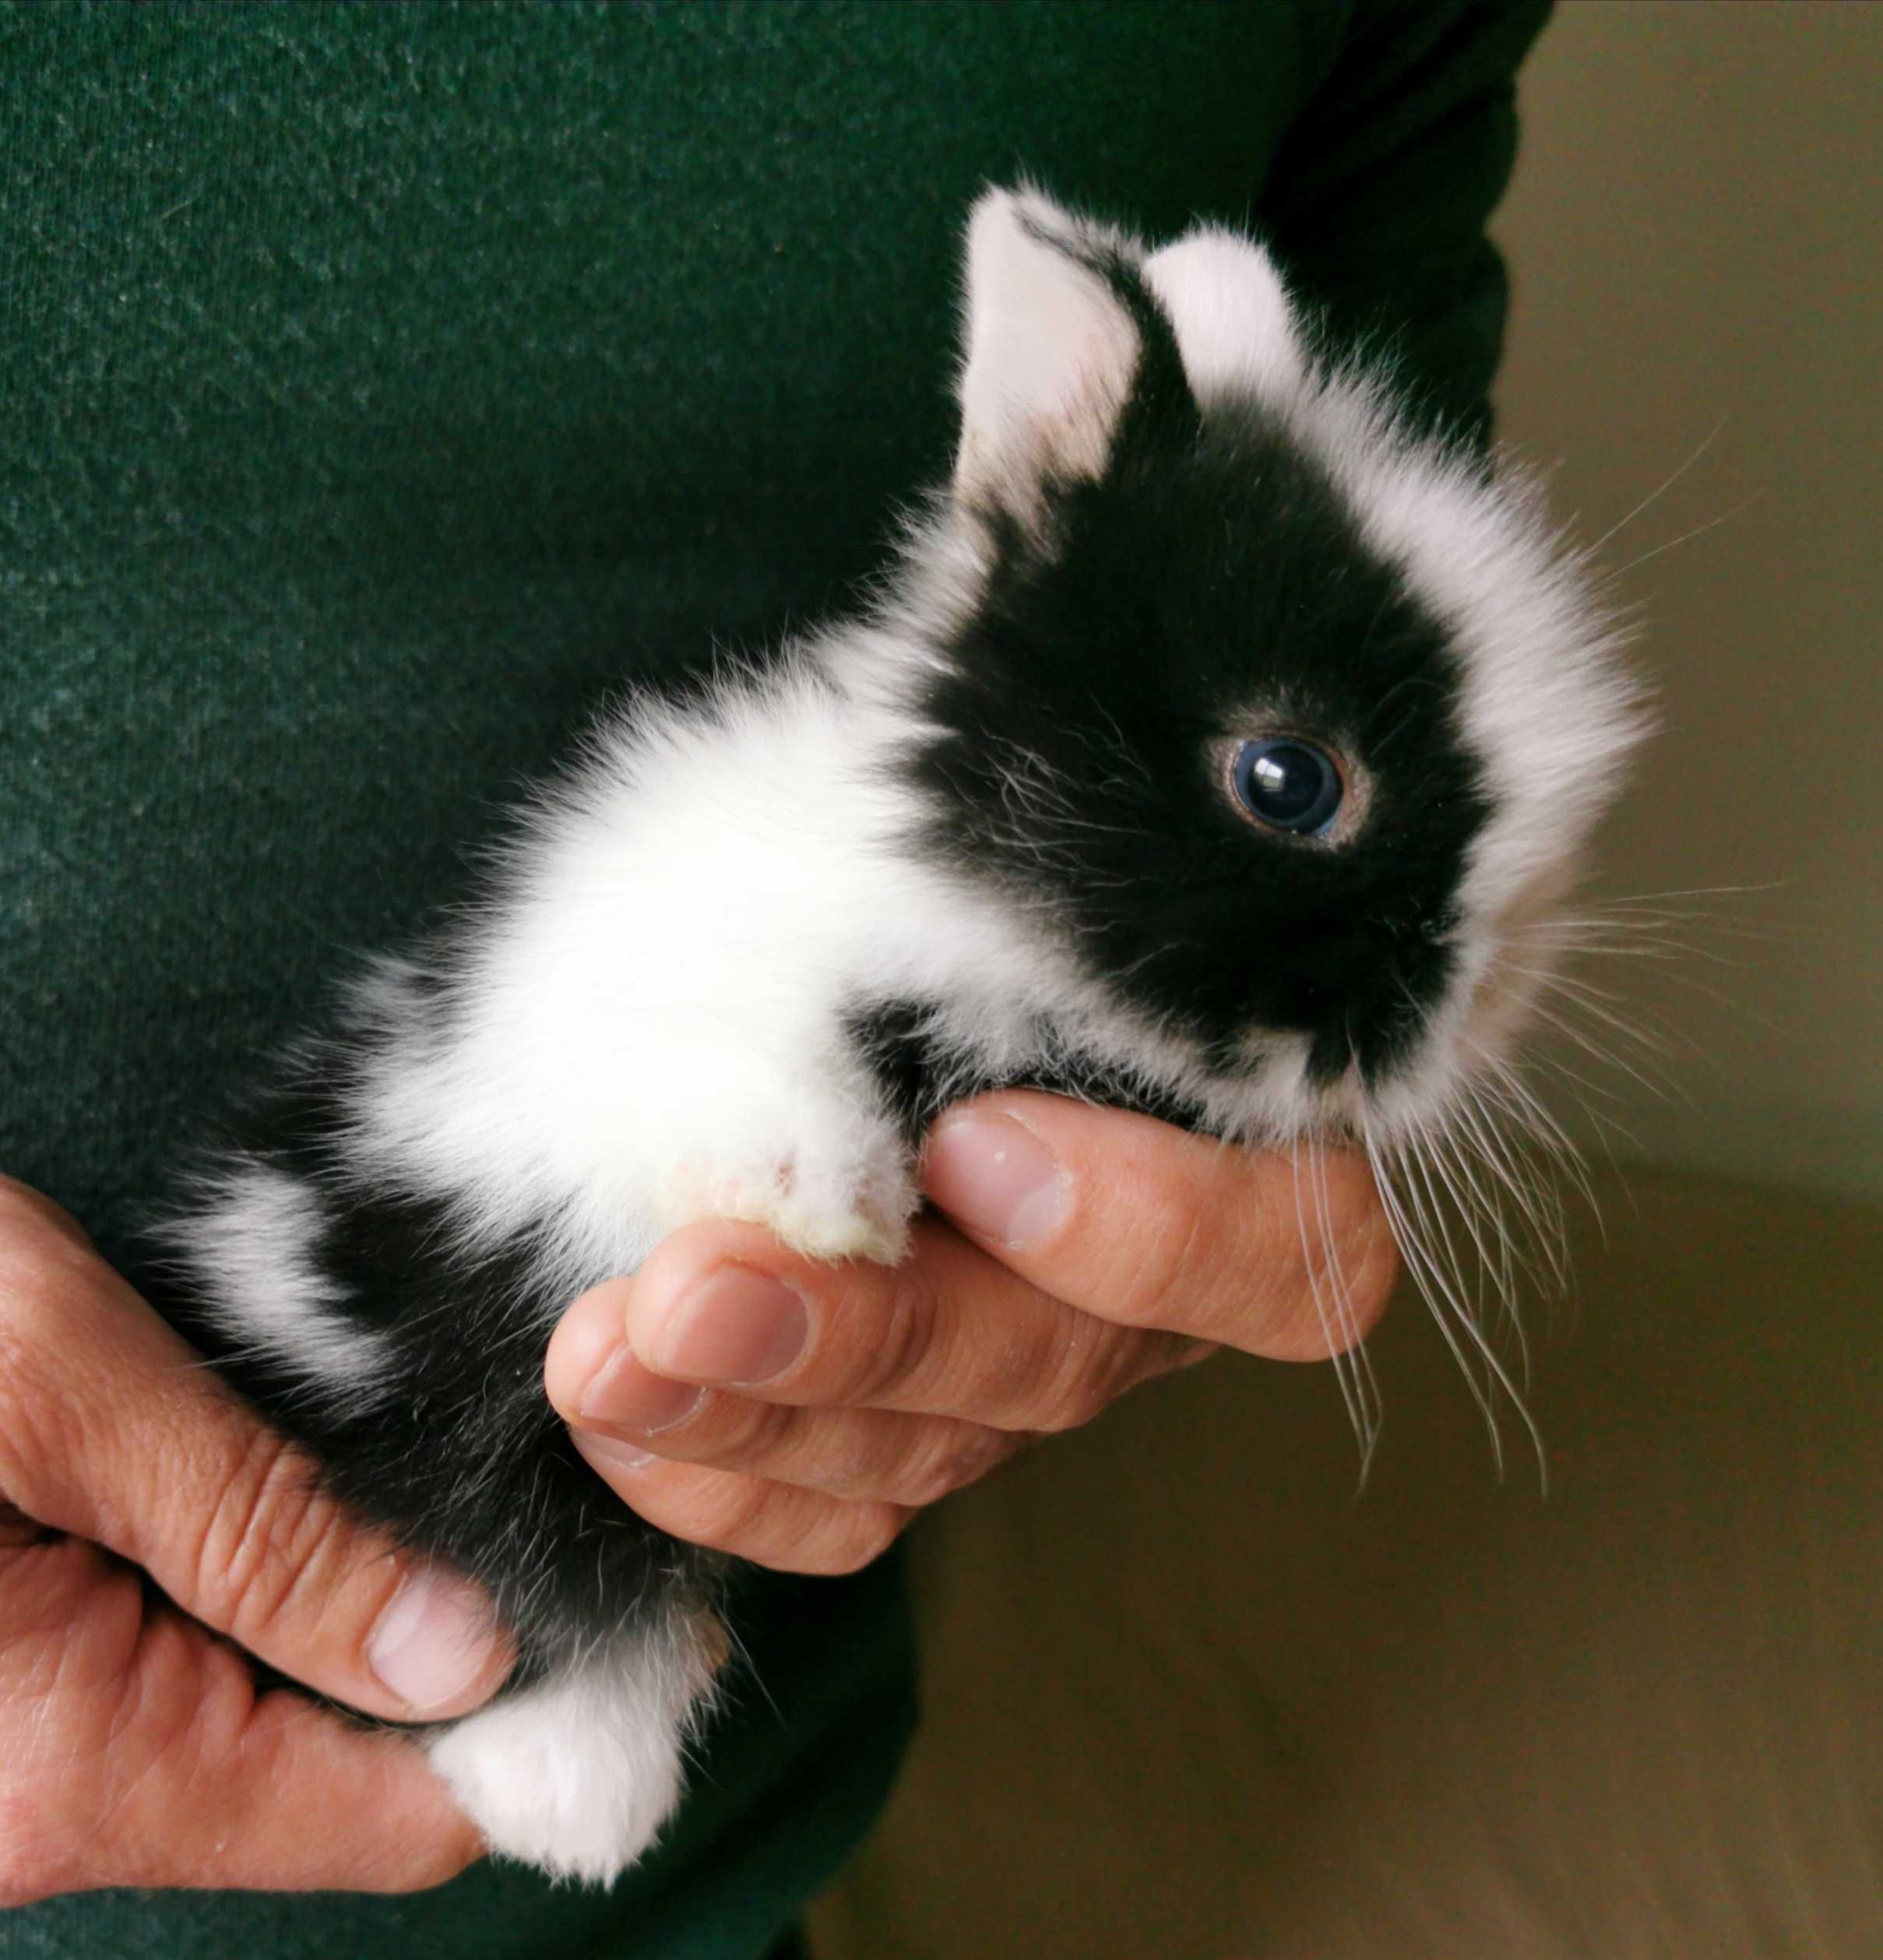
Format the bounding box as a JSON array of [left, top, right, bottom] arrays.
[[1231, 739, 1343, 836]]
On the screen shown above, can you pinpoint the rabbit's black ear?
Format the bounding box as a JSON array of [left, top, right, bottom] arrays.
[[952, 187, 1143, 523]]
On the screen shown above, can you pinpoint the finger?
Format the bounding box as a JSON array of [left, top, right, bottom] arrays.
[[565, 1217, 1203, 1434], [0, 1536, 482, 1902], [203, 1690, 484, 1893], [0, 1182, 512, 1723], [579, 1096, 1392, 1434], [924, 1093, 1399, 1357], [547, 1290, 1021, 1501], [565, 1442, 908, 1578]]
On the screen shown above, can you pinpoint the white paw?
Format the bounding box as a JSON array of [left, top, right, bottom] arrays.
[[424, 1614, 723, 1886], [653, 1124, 918, 1265]]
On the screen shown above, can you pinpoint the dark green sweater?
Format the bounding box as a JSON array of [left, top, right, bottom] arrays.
[[0, 2, 1547, 1953]]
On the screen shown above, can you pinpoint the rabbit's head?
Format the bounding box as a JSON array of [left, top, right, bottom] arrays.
[[880, 187, 1645, 1166]]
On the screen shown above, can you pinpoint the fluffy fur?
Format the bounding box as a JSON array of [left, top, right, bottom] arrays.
[[157, 185, 1643, 1882]]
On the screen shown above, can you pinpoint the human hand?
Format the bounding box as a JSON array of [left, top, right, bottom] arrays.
[[547, 1094, 1398, 1574], [0, 1177, 512, 1905]]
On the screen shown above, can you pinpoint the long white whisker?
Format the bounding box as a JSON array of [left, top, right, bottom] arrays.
[[1453, 1087, 1564, 1303], [1325, 852, 1757, 1485], [1610, 496, 1761, 579], [1399, 1135, 1548, 1488], [1484, 1078, 1579, 1271], [1375, 1130, 1506, 1474], [1599, 881, 1783, 904], [1580, 416, 1728, 558], [1519, 994, 1685, 1109], [1442, 1112, 1532, 1339], [1515, 924, 1746, 967], [1424, 1119, 1519, 1373], [1308, 1133, 1383, 1478], [1517, 973, 1698, 1085], [1479, 1060, 1602, 1226], [1290, 1141, 1371, 1460]]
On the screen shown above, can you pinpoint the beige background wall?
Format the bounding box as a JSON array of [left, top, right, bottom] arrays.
[[1491, 0, 1883, 1202], [810, 1170, 1883, 1960]]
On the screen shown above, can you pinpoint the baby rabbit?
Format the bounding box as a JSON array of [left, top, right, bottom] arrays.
[[160, 185, 1641, 1882]]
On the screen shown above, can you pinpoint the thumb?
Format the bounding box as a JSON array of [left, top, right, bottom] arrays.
[[0, 1178, 512, 1722]]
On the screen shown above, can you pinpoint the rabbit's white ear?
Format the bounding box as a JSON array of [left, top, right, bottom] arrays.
[[953, 187, 1142, 517], [1142, 224, 1307, 405]]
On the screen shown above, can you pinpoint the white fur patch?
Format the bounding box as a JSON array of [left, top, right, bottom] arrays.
[[163, 1162, 392, 1403], [1142, 223, 1307, 405], [425, 1611, 723, 1886]]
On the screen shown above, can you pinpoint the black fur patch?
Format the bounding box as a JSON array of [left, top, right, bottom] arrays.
[[159, 994, 721, 1688], [912, 252, 1491, 1092], [843, 998, 1205, 1141]]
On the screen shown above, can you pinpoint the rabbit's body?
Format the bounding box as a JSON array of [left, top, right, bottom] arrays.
[[160, 188, 1642, 1882]]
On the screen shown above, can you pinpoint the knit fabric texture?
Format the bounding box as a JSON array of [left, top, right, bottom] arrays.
[[0, 2, 1547, 1953]]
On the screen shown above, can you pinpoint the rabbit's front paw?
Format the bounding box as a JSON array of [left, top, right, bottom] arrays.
[[653, 1115, 917, 1265]]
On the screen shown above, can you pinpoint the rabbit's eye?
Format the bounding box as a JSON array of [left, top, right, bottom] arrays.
[[1230, 739, 1343, 837]]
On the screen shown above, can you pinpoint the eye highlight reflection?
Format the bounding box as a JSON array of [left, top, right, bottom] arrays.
[[1230, 737, 1344, 837]]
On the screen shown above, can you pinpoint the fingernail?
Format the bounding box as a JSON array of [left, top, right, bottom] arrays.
[[924, 1111, 1070, 1247], [571, 1430, 660, 1474], [650, 1265, 808, 1385], [577, 1348, 705, 1432], [368, 1564, 498, 1715]]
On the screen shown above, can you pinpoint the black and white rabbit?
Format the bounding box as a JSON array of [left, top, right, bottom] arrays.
[[160, 186, 1642, 1883]]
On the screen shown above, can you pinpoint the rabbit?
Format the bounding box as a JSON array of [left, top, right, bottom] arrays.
[[156, 185, 1644, 1884]]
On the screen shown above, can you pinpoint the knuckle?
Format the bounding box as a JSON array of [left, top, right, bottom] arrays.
[[1103, 1202, 1207, 1332], [961, 1303, 1077, 1429], [674, 1473, 773, 1554], [1030, 1325, 1141, 1434], [699, 1395, 797, 1473], [191, 1425, 338, 1649], [847, 1273, 934, 1405], [892, 1451, 962, 1509], [804, 1507, 904, 1577], [895, 1425, 1005, 1507]]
